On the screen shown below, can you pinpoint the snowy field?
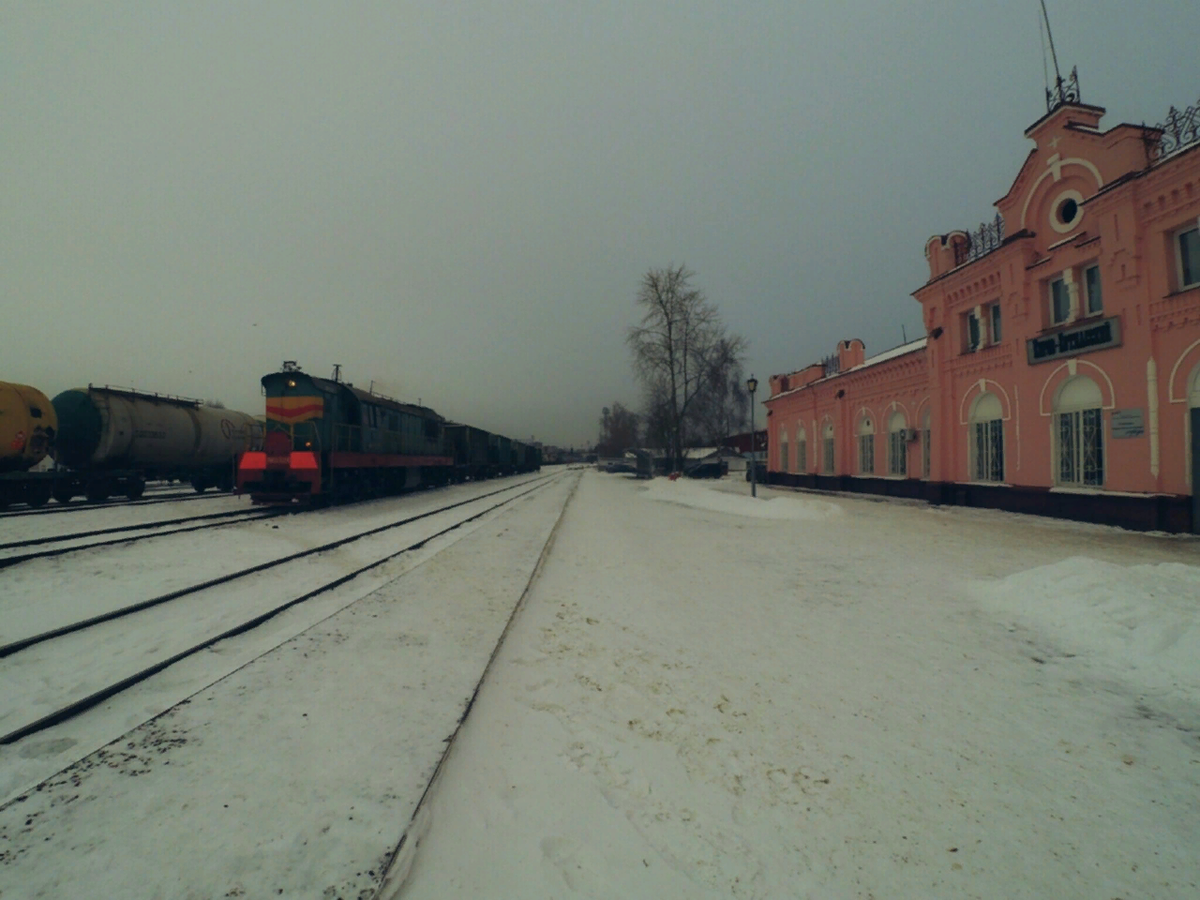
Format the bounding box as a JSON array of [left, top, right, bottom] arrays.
[[1, 468, 1198, 898]]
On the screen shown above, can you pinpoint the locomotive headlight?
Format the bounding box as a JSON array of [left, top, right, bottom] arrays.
[[287, 379, 297, 388], [305, 441, 312, 448]]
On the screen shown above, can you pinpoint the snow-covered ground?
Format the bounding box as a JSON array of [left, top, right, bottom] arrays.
[[398, 473, 1200, 899], [1, 469, 1198, 898]]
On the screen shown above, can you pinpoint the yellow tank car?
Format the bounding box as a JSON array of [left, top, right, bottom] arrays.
[[0, 381, 57, 473]]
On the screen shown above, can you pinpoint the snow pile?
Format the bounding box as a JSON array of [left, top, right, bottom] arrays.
[[973, 556, 1200, 698], [640, 477, 841, 520]]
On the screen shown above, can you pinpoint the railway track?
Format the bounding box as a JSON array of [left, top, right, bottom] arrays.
[[0, 507, 289, 569], [0, 471, 562, 746], [0, 488, 229, 520]]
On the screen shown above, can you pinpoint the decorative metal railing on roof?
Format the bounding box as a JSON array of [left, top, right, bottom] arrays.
[[1046, 67, 1081, 113], [820, 353, 840, 376], [1147, 96, 1200, 164], [953, 213, 1006, 267]]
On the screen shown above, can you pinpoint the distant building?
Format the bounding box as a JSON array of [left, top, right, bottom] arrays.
[[765, 84, 1200, 533], [721, 430, 767, 456]]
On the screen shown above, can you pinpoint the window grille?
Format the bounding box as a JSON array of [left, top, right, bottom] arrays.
[[1057, 408, 1104, 486], [971, 419, 1004, 482], [858, 433, 874, 475], [823, 435, 835, 474], [797, 437, 807, 473], [779, 431, 789, 473], [888, 430, 907, 476], [922, 427, 931, 479]]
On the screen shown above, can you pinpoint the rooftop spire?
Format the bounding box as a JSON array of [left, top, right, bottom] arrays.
[[1039, 0, 1080, 111]]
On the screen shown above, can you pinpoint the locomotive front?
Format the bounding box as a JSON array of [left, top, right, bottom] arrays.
[[237, 367, 329, 503]]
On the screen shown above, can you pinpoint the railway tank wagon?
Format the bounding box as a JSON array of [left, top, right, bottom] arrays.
[[51, 386, 262, 502], [0, 381, 59, 508], [238, 363, 453, 504]]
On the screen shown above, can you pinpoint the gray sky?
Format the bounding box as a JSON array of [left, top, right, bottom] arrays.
[[4, 2, 1198, 448]]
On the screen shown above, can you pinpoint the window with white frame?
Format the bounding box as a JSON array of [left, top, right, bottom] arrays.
[[921, 411, 931, 479], [822, 423, 835, 474], [1049, 275, 1071, 324], [1055, 376, 1104, 486], [1083, 264, 1102, 315], [1178, 223, 1200, 290], [796, 424, 807, 473], [857, 416, 875, 475], [778, 426, 789, 473], [969, 392, 1004, 482], [887, 411, 907, 476], [965, 310, 981, 351]]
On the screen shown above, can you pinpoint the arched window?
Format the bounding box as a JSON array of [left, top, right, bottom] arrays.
[[969, 392, 1004, 482], [778, 426, 789, 473], [1055, 376, 1103, 485], [887, 411, 908, 476], [921, 410, 932, 479], [796, 423, 807, 473], [857, 415, 875, 475], [822, 422, 835, 474]]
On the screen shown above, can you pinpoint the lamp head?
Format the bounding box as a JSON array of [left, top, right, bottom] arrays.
[[746, 375, 758, 394]]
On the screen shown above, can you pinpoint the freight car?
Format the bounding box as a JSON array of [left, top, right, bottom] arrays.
[[445, 423, 492, 481], [237, 362, 452, 504], [0, 381, 59, 508], [49, 386, 263, 502], [1, 382, 261, 507]]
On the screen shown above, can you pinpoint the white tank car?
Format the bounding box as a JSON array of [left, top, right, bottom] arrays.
[[52, 386, 262, 498]]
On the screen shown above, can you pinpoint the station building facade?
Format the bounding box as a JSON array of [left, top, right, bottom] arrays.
[[764, 90, 1200, 533]]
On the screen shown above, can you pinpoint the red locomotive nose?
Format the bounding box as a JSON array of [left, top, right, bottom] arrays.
[[264, 430, 292, 466]]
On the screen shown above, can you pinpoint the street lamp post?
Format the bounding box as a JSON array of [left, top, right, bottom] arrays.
[[747, 375, 758, 497]]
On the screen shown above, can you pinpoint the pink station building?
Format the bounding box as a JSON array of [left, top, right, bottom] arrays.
[[764, 84, 1200, 533]]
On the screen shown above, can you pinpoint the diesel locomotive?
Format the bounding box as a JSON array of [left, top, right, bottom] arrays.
[[237, 362, 540, 504]]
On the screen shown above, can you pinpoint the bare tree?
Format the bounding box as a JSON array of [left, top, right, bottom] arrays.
[[640, 383, 674, 454], [626, 266, 747, 467], [687, 337, 749, 446], [595, 402, 641, 457]]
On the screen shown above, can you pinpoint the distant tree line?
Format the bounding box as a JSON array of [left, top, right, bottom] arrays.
[[596, 265, 749, 467]]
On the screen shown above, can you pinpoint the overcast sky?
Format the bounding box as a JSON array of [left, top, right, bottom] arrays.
[[4, 2, 1198, 447]]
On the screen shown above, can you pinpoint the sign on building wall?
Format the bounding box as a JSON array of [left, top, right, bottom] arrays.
[[1026, 316, 1122, 365], [1111, 408, 1145, 439]]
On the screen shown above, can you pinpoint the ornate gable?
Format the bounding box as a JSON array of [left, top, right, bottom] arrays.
[[995, 103, 1153, 257]]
